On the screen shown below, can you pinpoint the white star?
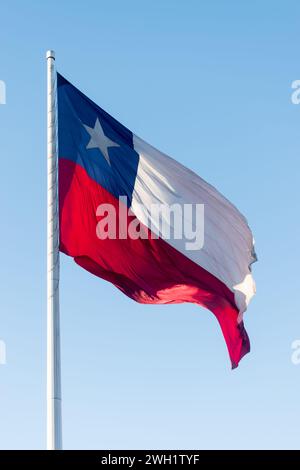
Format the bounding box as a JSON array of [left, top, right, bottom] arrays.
[[83, 118, 120, 166]]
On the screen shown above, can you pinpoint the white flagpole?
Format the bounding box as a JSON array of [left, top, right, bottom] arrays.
[[46, 50, 62, 450]]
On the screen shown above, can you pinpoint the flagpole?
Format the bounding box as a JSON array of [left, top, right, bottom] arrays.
[[46, 49, 62, 450]]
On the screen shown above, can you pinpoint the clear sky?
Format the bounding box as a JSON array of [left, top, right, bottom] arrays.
[[0, 0, 299, 450]]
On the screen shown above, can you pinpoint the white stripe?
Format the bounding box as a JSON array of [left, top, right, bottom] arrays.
[[131, 134, 256, 315]]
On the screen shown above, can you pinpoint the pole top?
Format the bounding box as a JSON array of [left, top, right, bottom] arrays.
[[46, 50, 55, 60]]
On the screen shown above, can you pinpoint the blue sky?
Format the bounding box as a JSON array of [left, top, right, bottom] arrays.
[[0, 0, 299, 449]]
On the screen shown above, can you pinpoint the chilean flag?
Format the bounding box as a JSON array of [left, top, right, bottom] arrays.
[[57, 73, 256, 368]]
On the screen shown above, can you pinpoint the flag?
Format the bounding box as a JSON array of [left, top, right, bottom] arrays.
[[57, 73, 256, 368]]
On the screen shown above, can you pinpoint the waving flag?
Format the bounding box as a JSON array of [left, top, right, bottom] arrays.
[[57, 73, 256, 368]]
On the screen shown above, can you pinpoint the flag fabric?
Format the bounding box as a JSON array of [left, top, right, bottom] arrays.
[[57, 73, 256, 368]]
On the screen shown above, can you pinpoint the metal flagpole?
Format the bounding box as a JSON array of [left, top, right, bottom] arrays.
[[46, 50, 62, 450]]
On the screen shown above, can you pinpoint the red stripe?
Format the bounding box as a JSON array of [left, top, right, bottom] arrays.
[[59, 158, 250, 368]]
